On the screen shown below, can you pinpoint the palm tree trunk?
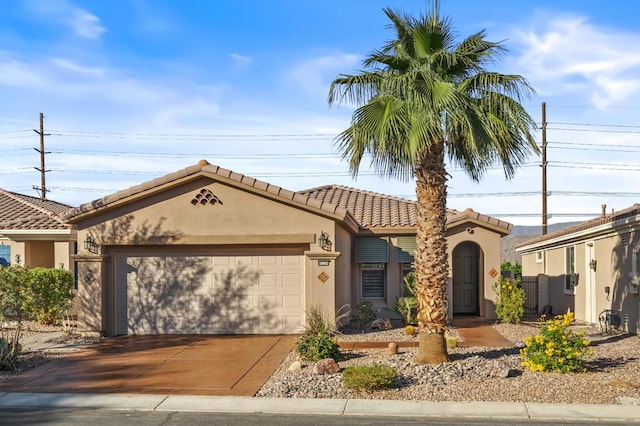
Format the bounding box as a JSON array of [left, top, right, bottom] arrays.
[[413, 144, 450, 364]]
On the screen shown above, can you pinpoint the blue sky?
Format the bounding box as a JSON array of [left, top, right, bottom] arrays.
[[1, 0, 640, 226]]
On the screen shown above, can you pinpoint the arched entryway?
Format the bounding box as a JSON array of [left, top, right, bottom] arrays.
[[452, 242, 480, 315]]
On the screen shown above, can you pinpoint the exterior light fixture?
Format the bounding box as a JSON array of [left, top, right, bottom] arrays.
[[589, 259, 597, 271], [318, 231, 332, 251], [84, 235, 98, 254]]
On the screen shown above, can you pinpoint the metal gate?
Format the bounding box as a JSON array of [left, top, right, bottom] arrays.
[[521, 276, 538, 314]]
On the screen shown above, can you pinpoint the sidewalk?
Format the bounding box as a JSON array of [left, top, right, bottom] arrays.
[[0, 392, 639, 422]]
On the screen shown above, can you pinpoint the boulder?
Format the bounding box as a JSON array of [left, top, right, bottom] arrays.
[[484, 359, 510, 378], [313, 358, 340, 375], [370, 318, 392, 330]]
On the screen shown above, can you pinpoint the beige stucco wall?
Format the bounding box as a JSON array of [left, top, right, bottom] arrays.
[[25, 241, 55, 267], [446, 223, 504, 321], [334, 224, 353, 319], [520, 229, 639, 333], [73, 177, 345, 335]]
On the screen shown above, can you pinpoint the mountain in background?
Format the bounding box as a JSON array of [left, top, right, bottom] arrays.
[[501, 222, 581, 264]]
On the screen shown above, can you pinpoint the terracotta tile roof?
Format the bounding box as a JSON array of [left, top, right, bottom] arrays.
[[298, 185, 418, 228], [0, 189, 72, 230], [64, 160, 351, 223], [297, 185, 512, 232], [63, 160, 511, 234], [517, 204, 640, 249]]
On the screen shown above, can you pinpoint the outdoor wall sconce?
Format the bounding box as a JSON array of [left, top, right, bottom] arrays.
[[83, 235, 99, 254], [589, 259, 597, 271], [318, 231, 332, 251]]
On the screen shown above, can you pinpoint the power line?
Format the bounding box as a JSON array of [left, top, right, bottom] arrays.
[[550, 122, 640, 129]]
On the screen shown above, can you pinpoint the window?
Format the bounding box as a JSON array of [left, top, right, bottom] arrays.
[[0, 244, 10, 267], [535, 251, 543, 263], [362, 263, 386, 298], [565, 246, 576, 293]]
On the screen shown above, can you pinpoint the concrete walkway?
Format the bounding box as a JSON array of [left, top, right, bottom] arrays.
[[0, 392, 639, 422]]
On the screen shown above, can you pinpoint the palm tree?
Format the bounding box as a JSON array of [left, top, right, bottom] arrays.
[[328, 3, 538, 364]]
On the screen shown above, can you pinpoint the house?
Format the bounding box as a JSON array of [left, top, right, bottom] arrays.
[[63, 160, 511, 336], [516, 204, 640, 334], [0, 189, 75, 269]]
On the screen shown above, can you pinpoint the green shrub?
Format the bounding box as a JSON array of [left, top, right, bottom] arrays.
[[296, 332, 343, 362], [342, 364, 397, 392], [493, 276, 525, 324], [353, 301, 376, 327], [395, 273, 417, 325], [520, 311, 593, 373], [0, 264, 31, 324], [24, 267, 74, 325], [0, 264, 74, 326]]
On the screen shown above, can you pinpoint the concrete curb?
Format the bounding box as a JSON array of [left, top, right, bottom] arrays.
[[0, 392, 640, 421]]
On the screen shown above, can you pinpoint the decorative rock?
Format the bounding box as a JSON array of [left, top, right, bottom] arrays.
[[313, 358, 340, 375], [484, 359, 510, 378], [287, 361, 303, 372], [387, 342, 398, 356], [370, 318, 393, 331]]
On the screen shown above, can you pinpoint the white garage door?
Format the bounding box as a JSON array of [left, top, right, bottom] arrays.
[[114, 252, 305, 335]]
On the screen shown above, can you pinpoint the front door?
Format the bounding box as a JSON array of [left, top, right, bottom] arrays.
[[452, 242, 480, 315]]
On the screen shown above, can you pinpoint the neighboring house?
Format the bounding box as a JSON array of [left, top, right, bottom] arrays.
[[63, 160, 511, 337], [0, 188, 75, 269], [516, 204, 640, 334]]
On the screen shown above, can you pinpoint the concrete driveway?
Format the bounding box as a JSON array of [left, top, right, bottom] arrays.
[[0, 335, 297, 396]]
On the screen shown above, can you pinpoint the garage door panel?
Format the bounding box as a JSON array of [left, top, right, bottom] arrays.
[[117, 252, 304, 335]]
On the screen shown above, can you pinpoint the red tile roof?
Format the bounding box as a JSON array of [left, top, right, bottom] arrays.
[[0, 189, 71, 230], [63, 160, 511, 234], [299, 185, 512, 232]]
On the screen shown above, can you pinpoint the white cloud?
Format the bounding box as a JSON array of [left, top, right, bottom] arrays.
[[513, 15, 640, 107], [23, 0, 105, 40], [230, 53, 252, 66], [70, 9, 105, 39], [289, 52, 361, 96], [49, 57, 104, 76]]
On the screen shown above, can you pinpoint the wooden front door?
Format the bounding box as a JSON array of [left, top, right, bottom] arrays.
[[452, 242, 480, 315]]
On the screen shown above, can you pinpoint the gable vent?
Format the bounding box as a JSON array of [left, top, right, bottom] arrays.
[[191, 188, 223, 206]]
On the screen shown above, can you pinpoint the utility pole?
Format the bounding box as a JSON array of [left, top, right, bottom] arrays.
[[33, 112, 50, 200], [541, 102, 548, 236]]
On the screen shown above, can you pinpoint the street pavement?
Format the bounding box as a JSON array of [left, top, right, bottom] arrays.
[[0, 392, 639, 423]]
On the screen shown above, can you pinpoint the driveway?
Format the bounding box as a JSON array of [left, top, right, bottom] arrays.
[[0, 335, 297, 396]]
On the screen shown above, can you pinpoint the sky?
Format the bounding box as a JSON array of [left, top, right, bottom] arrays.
[[1, 0, 640, 226]]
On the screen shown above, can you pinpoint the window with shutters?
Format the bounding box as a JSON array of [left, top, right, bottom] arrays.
[[361, 263, 386, 298]]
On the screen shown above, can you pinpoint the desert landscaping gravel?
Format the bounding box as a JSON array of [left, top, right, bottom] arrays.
[[256, 322, 640, 404], [2, 320, 639, 404]]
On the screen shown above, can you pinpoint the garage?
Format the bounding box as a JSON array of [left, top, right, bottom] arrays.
[[112, 250, 305, 335]]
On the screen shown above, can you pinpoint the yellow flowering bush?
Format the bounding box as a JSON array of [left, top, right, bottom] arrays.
[[493, 276, 525, 323], [520, 311, 593, 373]]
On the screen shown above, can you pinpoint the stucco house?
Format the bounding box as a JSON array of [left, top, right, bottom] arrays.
[[0, 188, 75, 269], [63, 160, 511, 336], [516, 204, 640, 334]]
